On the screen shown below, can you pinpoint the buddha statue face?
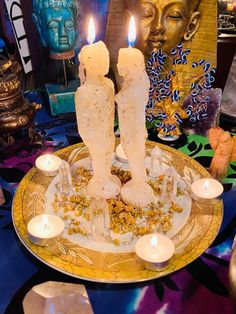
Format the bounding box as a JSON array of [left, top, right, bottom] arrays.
[[33, 0, 78, 55], [124, 0, 201, 57]]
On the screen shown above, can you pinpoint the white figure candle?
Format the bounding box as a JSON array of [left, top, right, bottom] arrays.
[[75, 18, 121, 199], [115, 17, 154, 207]]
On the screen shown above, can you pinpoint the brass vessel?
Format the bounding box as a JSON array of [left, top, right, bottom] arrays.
[[0, 54, 41, 145]]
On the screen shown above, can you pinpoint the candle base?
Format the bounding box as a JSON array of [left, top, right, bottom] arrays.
[[115, 144, 128, 163], [148, 130, 187, 148], [137, 256, 171, 271], [116, 155, 129, 164], [36, 169, 59, 177], [28, 233, 63, 247], [191, 194, 222, 205]]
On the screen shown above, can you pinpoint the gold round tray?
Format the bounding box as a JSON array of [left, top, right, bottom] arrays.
[[12, 141, 223, 283]]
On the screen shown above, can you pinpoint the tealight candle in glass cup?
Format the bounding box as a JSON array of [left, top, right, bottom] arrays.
[[35, 154, 62, 177], [135, 233, 175, 271], [191, 178, 223, 204], [27, 214, 65, 247]]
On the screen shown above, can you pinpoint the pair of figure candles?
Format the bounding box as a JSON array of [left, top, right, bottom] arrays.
[[75, 17, 154, 208], [30, 16, 223, 270]]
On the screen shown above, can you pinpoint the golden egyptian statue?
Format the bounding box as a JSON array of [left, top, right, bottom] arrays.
[[122, 0, 201, 58], [106, 0, 217, 97]]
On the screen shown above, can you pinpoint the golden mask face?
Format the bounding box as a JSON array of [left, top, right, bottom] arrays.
[[131, 0, 200, 57]]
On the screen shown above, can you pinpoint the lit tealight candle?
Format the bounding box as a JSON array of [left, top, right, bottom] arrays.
[[191, 178, 224, 204], [27, 214, 65, 246], [115, 144, 128, 163], [35, 154, 62, 177], [135, 233, 175, 271]]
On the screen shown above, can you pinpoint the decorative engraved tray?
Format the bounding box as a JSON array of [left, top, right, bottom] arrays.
[[12, 141, 223, 283]]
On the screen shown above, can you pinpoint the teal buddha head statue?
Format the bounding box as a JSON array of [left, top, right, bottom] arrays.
[[33, 0, 79, 57]]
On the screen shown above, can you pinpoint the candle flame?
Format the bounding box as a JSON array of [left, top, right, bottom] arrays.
[[151, 235, 158, 248], [87, 17, 96, 45], [46, 155, 52, 166], [204, 180, 209, 190], [128, 16, 136, 47], [42, 214, 49, 230], [41, 154, 53, 170]]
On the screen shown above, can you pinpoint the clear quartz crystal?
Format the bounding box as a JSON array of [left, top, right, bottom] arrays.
[[23, 281, 93, 314], [150, 147, 163, 178], [58, 160, 74, 197], [161, 166, 177, 202], [89, 197, 110, 242]]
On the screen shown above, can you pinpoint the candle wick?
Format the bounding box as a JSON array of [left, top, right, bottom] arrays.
[[151, 242, 157, 249], [151, 237, 158, 248]]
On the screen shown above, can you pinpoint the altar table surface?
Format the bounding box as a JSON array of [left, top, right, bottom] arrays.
[[0, 92, 236, 314]]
